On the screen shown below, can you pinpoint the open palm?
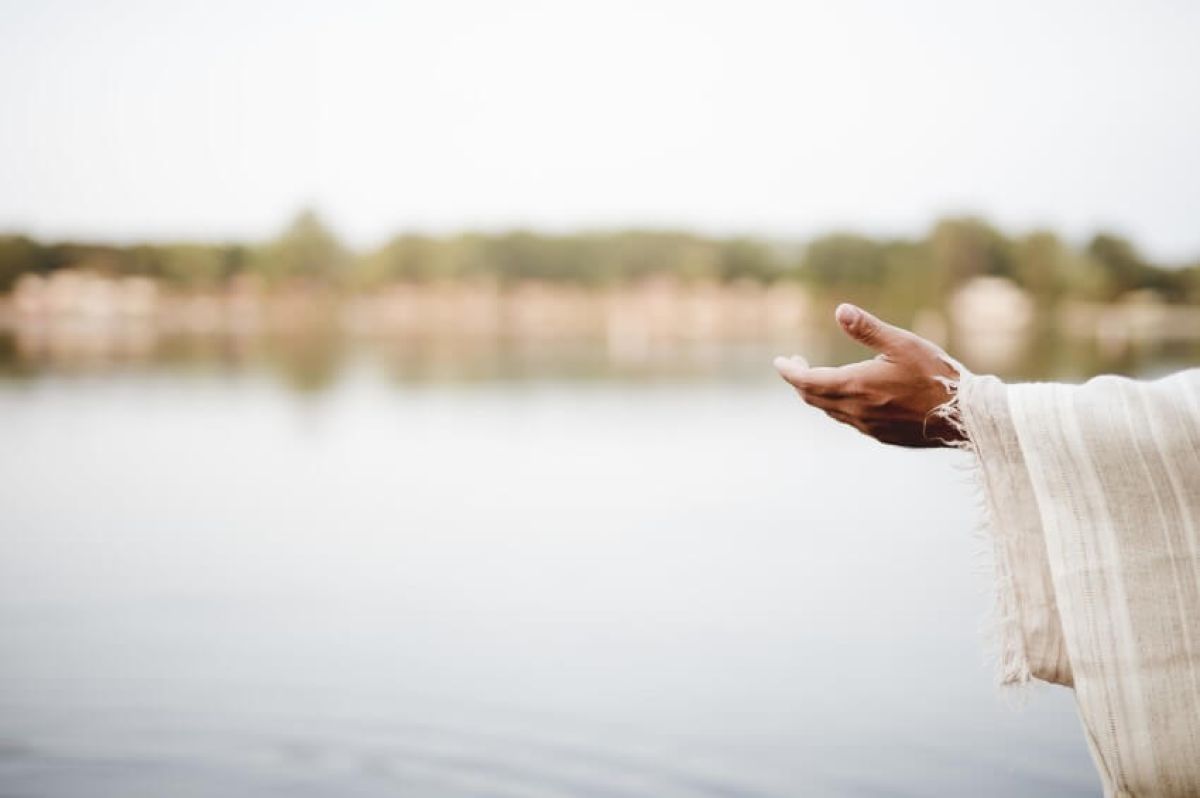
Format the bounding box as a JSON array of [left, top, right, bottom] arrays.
[[774, 304, 964, 448]]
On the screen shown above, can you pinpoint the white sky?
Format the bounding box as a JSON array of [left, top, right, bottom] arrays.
[[2, 0, 1199, 261]]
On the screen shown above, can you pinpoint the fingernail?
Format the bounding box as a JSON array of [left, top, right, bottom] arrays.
[[835, 303, 860, 326], [772, 355, 790, 371]]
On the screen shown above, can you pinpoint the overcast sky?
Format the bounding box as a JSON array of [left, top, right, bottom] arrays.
[[2, 0, 1198, 261]]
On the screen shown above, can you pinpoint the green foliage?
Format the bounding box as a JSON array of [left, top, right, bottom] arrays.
[[1013, 231, 1067, 306], [802, 234, 887, 286], [1082, 232, 1190, 301], [362, 234, 445, 283], [256, 208, 348, 283], [0, 211, 1195, 305], [930, 217, 1014, 284], [0, 236, 45, 291]]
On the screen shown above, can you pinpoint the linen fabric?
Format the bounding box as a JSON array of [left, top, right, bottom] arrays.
[[958, 370, 1200, 797]]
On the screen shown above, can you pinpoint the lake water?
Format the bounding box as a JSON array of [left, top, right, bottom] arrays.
[[0, 351, 1099, 796]]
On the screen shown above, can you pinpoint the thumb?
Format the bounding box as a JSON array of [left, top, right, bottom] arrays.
[[835, 303, 911, 356]]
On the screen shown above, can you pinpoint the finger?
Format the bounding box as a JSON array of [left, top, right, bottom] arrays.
[[799, 358, 888, 398], [796, 390, 839, 412], [835, 303, 914, 358], [773, 355, 810, 387], [776, 361, 858, 397]]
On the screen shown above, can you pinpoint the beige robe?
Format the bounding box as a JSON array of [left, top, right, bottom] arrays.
[[958, 370, 1200, 797]]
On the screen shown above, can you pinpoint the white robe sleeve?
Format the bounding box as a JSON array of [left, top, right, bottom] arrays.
[[958, 369, 1200, 797]]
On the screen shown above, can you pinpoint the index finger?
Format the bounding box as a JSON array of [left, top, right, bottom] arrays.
[[773, 358, 864, 397]]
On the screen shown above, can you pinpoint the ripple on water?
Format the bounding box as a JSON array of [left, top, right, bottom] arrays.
[[0, 697, 805, 798]]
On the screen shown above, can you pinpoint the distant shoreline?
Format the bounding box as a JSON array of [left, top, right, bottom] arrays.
[[3, 269, 1199, 383]]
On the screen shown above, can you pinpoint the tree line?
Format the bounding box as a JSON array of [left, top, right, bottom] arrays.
[[2, 210, 1198, 309]]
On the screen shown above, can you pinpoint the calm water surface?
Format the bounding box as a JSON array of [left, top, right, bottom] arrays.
[[0, 355, 1098, 796]]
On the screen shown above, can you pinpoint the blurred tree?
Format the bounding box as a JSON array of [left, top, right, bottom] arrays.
[[605, 232, 712, 284], [930, 217, 1014, 288], [0, 236, 43, 291], [802, 234, 887, 286], [365, 234, 446, 283], [880, 239, 937, 323], [160, 244, 226, 287], [718, 238, 778, 282], [125, 245, 169, 279], [0, 219, 1196, 309], [1087, 233, 1147, 300], [1182, 264, 1200, 303], [1082, 232, 1191, 301], [259, 209, 348, 284], [1013, 231, 1067, 307]]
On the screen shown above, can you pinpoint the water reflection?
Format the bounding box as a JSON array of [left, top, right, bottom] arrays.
[[3, 324, 1199, 394], [3, 278, 1191, 797], [0, 354, 1106, 796]]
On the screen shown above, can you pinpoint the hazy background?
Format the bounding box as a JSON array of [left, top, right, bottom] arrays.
[[2, 1, 1199, 796], [4, 0, 1200, 257]]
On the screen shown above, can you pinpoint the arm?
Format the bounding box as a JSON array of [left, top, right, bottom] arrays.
[[773, 303, 964, 448]]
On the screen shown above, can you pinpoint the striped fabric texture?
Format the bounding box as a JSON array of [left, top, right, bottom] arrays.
[[959, 370, 1200, 797]]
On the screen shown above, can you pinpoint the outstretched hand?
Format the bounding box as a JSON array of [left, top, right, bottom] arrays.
[[774, 304, 964, 448]]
